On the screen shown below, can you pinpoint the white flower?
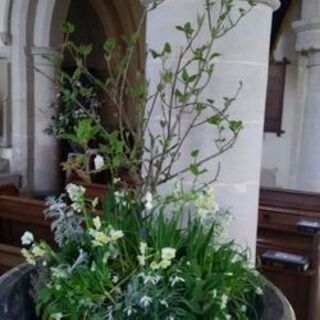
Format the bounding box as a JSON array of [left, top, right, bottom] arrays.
[[137, 255, 146, 266], [71, 202, 82, 212], [159, 259, 171, 269], [31, 245, 45, 257], [110, 229, 124, 241], [161, 247, 176, 261], [21, 248, 35, 265], [241, 305, 247, 312], [160, 299, 169, 308], [256, 287, 263, 295], [92, 197, 99, 208], [94, 154, 104, 171], [220, 294, 228, 310], [143, 275, 162, 285], [139, 242, 147, 255], [140, 295, 152, 308], [144, 191, 153, 210], [169, 275, 185, 287], [113, 177, 121, 184], [21, 231, 34, 245], [52, 313, 64, 320], [91, 231, 109, 246], [212, 289, 217, 298], [112, 275, 119, 283], [66, 183, 86, 202], [93, 216, 101, 230]]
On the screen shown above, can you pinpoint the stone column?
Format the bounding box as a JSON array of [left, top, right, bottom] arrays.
[[31, 47, 60, 195], [293, 19, 320, 192], [146, 0, 279, 254]]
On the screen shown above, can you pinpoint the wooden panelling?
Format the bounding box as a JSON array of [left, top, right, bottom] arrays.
[[257, 187, 320, 320]]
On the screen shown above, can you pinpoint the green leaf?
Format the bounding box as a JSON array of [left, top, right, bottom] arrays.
[[60, 22, 75, 34], [189, 163, 200, 176], [163, 70, 173, 83], [150, 49, 160, 59], [78, 44, 92, 56], [103, 38, 116, 54], [207, 115, 223, 125], [191, 149, 199, 158], [181, 68, 190, 83], [163, 42, 172, 54], [229, 120, 243, 133]]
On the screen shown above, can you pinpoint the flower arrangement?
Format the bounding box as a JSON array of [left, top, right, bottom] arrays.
[[21, 181, 264, 319], [20, 0, 269, 319]]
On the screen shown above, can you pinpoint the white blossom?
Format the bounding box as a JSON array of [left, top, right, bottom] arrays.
[[93, 216, 101, 230], [169, 275, 185, 287], [161, 247, 176, 261], [140, 295, 152, 308], [160, 299, 169, 308], [110, 229, 124, 241], [66, 183, 86, 202], [52, 313, 64, 320], [94, 154, 104, 171], [256, 287, 263, 295], [220, 294, 228, 310], [21, 231, 34, 245], [144, 191, 153, 210], [159, 259, 171, 269]]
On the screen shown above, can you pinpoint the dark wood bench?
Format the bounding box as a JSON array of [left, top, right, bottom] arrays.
[[257, 187, 320, 320], [0, 195, 51, 247], [0, 243, 24, 275]]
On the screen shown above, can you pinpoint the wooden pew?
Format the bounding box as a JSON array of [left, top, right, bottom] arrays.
[[0, 195, 51, 247], [257, 187, 320, 320], [0, 243, 24, 274]]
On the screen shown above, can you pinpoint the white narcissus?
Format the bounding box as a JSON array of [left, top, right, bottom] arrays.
[[94, 154, 104, 171], [161, 247, 176, 261], [21, 231, 34, 245]]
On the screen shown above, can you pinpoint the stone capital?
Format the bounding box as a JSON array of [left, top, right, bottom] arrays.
[[255, 0, 281, 11], [293, 17, 320, 53], [31, 47, 61, 66]]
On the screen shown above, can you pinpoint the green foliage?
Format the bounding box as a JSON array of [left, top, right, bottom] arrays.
[[25, 185, 264, 320], [60, 119, 100, 148], [33, 1, 262, 317]]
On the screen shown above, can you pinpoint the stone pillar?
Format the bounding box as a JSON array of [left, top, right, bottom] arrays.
[[292, 19, 320, 192], [146, 0, 279, 254], [31, 47, 60, 195]]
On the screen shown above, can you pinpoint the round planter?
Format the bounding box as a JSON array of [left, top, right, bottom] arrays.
[[0, 264, 295, 320]]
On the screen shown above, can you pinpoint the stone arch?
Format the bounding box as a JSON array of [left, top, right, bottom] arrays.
[[28, 0, 145, 193]]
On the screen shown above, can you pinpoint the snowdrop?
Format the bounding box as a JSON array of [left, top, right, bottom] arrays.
[[169, 275, 185, 287], [220, 294, 228, 310], [160, 299, 169, 308], [21, 231, 34, 246], [256, 287, 263, 295], [140, 295, 152, 308], [144, 191, 153, 210], [51, 313, 64, 320]]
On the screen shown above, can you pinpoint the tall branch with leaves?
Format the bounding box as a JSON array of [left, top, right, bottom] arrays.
[[46, 0, 256, 196]]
